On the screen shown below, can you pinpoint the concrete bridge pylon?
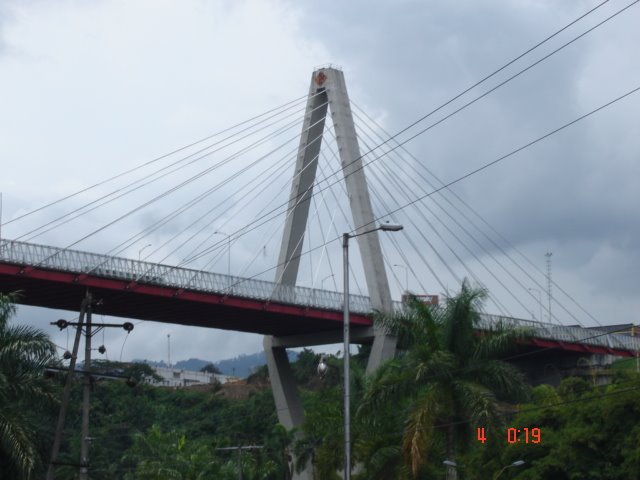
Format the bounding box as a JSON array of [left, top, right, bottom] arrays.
[[264, 67, 396, 479]]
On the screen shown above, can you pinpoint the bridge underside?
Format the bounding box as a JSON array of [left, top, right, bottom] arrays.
[[0, 262, 372, 336], [0, 261, 636, 357], [508, 342, 628, 386]]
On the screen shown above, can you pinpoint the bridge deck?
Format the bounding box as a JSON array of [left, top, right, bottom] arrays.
[[0, 239, 637, 355]]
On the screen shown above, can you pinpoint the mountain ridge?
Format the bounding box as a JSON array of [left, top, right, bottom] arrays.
[[132, 350, 299, 378]]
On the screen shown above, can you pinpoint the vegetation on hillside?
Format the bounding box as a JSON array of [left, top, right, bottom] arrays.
[[1, 287, 639, 478]]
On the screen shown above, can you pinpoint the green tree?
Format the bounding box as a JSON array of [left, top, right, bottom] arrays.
[[488, 375, 640, 480], [293, 352, 368, 478], [0, 292, 57, 479], [359, 280, 530, 478], [294, 385, 344, 480], [200, 363, 222, 375], [122, 425, 222, 479]]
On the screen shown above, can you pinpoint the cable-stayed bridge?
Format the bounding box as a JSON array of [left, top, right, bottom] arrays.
[[0, 238, 636, 357], [2, 58, 639, 480]]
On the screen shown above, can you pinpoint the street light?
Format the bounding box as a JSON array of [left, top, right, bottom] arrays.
[[138, 243, 152, 261], [443, 460, 457, 480], [494, 460, 525, 479], [528, 288, 542, 321], [393, 263, 408, 293], [343, 222, 403, 480], [317, 355, 328, 379], [321, 274, 335, 290]]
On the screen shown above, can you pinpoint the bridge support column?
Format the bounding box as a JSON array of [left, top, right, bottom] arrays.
[[264, 336, 311, 480], [265, 66, 396, 479], [264, 336, 304, 429]]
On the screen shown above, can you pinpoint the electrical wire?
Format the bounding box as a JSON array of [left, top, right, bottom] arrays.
[[180, 18, 640, 273]]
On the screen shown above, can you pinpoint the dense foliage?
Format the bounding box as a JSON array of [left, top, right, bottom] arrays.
[[48, 369, 289, 479], [458, 374, 640, 479], [293, 282, 528, 478], [1, 290, 639, 479], [0, 292, 58, 479]]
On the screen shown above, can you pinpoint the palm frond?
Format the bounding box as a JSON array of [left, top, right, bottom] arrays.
[[0, 409, 36, 478], [413, 350, 457, 385], [467, 359, 530, 402], [402, 388, 439, 478], [452, 380, 501, 430], [440, 280, 487, 363], [0, 324, 56, 359], [358, 359, 417, 415], [0, 292, 19, 328], [0, 291, 56, 479], [356, 444, 403, 480], [473, 323, 533, 361]]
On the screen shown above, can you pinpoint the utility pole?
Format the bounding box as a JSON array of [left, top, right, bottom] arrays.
[[167, 333, 171, 368], [47, 292, 91, 480], [79, 301, 93, 480], [545, 252, 553, 322], [47, 298, 134, 480]]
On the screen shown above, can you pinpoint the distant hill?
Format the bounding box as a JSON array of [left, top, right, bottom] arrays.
[[174, 358, 210, 372], [133, 350, 298, 378]]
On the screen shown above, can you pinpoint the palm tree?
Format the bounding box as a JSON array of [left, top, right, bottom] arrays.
[[0, 292, 57, 479], [358, 280, 530, 479], [122, 425, 224, 479]]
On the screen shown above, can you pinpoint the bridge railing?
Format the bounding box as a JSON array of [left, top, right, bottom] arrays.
[[477, 313, 640, 353], [0, 239, 373, 313], [1, 239, 638, 353]]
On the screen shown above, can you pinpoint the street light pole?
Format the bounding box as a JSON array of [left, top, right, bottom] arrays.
[[494, 460, 525, 479], [321, 274, 335, 290], [342, 233, 351, 480], [343, 223, 402, 480], [528, 288, 543, 321], [443, 460, 457, 480], [393, 264, 408, 293], [138, 243, 152, 261]]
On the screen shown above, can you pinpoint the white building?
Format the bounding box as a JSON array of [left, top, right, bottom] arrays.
[[151, 366, 234, 387]]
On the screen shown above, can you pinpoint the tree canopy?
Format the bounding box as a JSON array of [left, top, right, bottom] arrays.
[[0, 292, 58, 479]]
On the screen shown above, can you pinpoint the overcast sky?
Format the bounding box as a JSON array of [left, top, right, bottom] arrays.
[[1, 0, 638, 366]]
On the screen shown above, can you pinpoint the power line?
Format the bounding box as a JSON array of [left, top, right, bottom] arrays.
[[369, 85, 640, 241], [336, 0, 614, 168]]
